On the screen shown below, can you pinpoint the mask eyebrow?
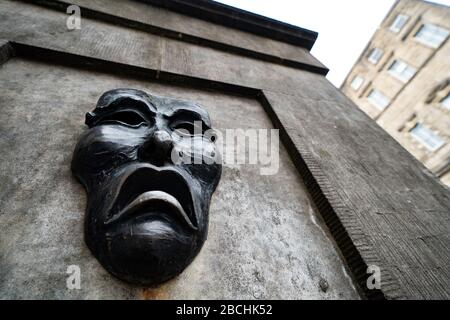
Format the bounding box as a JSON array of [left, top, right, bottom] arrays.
[[167, 108, 211, 129], [86, 97, 156, 127]]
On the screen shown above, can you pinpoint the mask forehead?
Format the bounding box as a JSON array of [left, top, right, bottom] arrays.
[[97, 88, 155, 110], [92, 89, 212, 128]]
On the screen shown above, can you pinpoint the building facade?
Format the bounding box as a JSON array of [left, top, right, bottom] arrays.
[[341, 0, 450, 186]]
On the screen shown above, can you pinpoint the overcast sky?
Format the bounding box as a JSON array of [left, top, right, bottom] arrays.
[[215, 0, 450, 87]]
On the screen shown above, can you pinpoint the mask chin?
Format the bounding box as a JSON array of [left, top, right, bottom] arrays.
[[82, 164, 208, 286], [88, 209, 200, 286]]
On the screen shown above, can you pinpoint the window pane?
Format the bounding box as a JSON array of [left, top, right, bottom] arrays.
[[411, 123, 445, 151], [368, 90, 390, 110], [390, 60, 406, 72], [415, 24, 450, 48], [388, 59, 416, 82], [442, 94, 450, 110], [390, 14, 409, 33], [368, 48, 384, 64], [351, 76, 364, 90], [404, 66, 416, 79]]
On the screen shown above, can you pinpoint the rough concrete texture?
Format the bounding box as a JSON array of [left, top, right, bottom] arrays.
[[0, 58, 359, 299]]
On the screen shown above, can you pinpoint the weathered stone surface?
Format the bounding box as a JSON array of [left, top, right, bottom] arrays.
[[26, 0, 326, 70]]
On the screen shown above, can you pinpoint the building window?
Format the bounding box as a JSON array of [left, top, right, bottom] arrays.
[[350, 76, 364, 90], [410, 123, 445, 151], [368, 48, 384, 64], [442, 93, 450, 110], [367, 90, 390, 110], [388, 59, 417, 83], [414, 24, 449, 48], [390, 14, 409, 33]]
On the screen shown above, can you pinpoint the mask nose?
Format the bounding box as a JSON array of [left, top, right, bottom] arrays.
[[140, 130, 174, 165]]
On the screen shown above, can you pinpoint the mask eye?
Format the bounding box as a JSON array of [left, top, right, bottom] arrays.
[[97, 111, 147, 127], [172, 121, 204, 136]]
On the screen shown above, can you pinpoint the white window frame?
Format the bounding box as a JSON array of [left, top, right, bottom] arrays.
[[388, 59, 417, 83], [414, 23, 450, 48], [350, 76, 364, 91], [367, 90, 390, 110], [368, 48, 384, 64], [390, 14, 409, 33], [410, 123, 446, 151]]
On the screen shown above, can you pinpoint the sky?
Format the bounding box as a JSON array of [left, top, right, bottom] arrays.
[[215, 0, 450, 87]]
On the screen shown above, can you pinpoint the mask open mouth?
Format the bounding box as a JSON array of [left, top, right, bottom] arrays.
[[104, 164, 198, 232]]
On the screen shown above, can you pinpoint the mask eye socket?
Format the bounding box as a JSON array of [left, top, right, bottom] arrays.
[[172, 121, 204, 136], [97, 111, 148, 127]]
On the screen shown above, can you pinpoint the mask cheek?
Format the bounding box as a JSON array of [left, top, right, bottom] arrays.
[[202, 141, 218, 164], [173, 136, 218, 164], [81, 143, 137, 174], [72, 129, 139, 183]]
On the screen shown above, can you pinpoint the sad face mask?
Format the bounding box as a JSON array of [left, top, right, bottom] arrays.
[[71, 89, 222, 286]]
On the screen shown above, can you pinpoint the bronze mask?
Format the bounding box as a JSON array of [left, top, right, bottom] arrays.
[[71, 89, 222, 285]]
